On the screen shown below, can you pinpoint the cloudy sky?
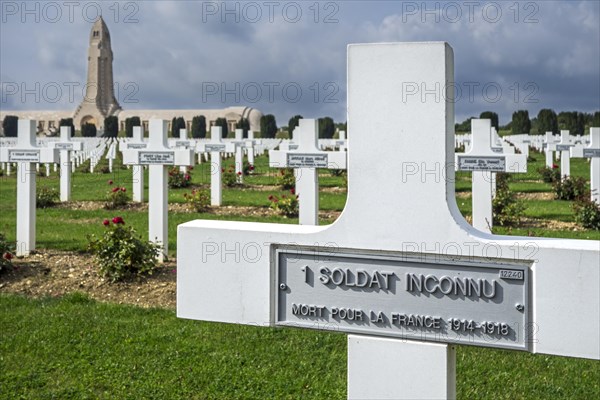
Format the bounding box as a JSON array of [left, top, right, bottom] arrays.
[[1, 1, 599, 126]]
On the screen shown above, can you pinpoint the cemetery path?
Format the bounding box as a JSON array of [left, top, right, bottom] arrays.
[[0, 250, 177, 309]]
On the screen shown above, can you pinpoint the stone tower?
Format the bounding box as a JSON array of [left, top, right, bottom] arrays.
[[73, 16, 121, 130]]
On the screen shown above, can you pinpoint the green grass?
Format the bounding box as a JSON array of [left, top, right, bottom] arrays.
[[0, 293, 598, 399]]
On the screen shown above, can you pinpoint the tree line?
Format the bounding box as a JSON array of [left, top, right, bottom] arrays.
[[455, 110, 600, 135], [2, 114, 349, 139]]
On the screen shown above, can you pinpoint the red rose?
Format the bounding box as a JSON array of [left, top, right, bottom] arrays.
[[112, 216, 125, 225], [237, 171, 242, 176], [185, 174, 190, 180], [268, 195, 274, 201], [102, 219, 110, 226], [108, 180, 113, 185], [112, 187, 119, 193], [290, 188, 295, 195], [3, 252, 13, 260], [552, 164, 558, 169], [121, 187, 126, 192]]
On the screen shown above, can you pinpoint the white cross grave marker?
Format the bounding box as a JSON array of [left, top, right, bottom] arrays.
[[556, 130, 573, 177], [456, 119, 527, 233], [120, 126, 148, 203], [544, 132, 558, 168], [106, 141, 117, 173], [245, 131, 259, 168], [177, 42, 599, 400], [122, 120, 194, 261], [571, 127, 600, 204], [269, 118, 347, 225], [233, 129, 245, 183], [195, 127, 235, 206], [174, 128, 193, 174], [0, 120, 59, 256], [48, 126, 82, 202]]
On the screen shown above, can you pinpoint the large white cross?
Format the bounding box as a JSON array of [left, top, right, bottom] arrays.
[[122, 120, 194, 261], [571, 127, 600, 203], [177, 43, 599, 400], [48, 126, 82, 202], [0, 120, 58, 256], [195, 127, 235, 206], [455, 119, 526, 233], [269, 119, 347, 225]]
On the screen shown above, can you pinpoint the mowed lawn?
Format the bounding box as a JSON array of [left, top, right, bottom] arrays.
[[1, 293, 598, 399], [0, 150, 599, 398]]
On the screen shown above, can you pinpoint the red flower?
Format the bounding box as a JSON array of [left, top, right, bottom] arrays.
[[552, 164, 559, 169], [102, 219, 110, 226], [108, 180, 113, 185], [268, 195, 274, 201], [290, 188, 295, 195], [249, 165, 255, 171], [3, 252, 13, 260], [185, 174, 191, 180], [121, 187, 126, 192], [237, 171, 242, 176], [221, 168, 225, 173], [112, 187, 119, 193], [112, 216, 125, 225]]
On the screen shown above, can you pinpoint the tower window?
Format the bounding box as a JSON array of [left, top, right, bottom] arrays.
[[93, 31, 99, 37]]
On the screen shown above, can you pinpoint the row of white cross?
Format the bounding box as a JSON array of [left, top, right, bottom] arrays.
[[2, 118, 598, 259]]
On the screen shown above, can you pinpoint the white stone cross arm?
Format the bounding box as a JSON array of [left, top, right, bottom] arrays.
[[178, 43, 599, 400], [0, 120, 59, 165]]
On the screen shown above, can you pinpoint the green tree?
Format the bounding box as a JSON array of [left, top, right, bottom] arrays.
[[236, 118, 250, 138], [103, 116, 119, 138], [214, 118, 229, 138], [59, 118, 75, 137], [81, 123, 97, 137], [125, 117, 141, 138], [174, 117, 186, 138], [511, 110, 531, 135], [592, 111, 600, 127], [318, 117, 335, 139], [558, 111, 585, 136], [2, 115, 18, 137], [537, 109, 558, 134], [260, 114, 278, 138], [455, 117, 474, 133], [288, 115, 303, 137], [191, 115, 206, 138], [479, 111, 499, 130]]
